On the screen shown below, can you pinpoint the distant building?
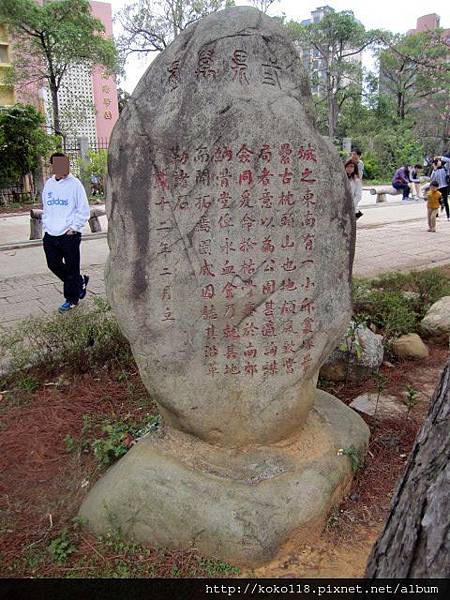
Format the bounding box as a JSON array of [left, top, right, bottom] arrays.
[[298, 6, 363, 96], [0, 0, 119, 147], [407, 13, 450, 37]]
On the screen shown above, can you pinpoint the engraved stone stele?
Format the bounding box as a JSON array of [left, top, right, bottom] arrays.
[[79, 6, 370, 566]]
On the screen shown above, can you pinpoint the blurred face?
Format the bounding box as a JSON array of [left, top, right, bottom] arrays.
[[351, 151, 359, 162], [52, 156, 70, 178], [345, 163, 356, 177]]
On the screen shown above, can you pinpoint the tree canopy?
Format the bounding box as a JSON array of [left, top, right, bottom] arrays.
[[0, 0, 118, 138]]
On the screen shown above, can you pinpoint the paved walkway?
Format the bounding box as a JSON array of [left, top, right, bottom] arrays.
[[2, 198, 450, 329]]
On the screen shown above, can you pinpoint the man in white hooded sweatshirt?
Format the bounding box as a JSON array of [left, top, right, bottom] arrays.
[[42, 153, 90, 313]]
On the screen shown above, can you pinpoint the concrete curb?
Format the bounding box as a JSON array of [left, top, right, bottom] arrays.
[[0, 231, 107, 252]]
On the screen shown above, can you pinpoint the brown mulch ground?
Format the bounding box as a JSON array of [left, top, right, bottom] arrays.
[[0, 345, 448, 578]]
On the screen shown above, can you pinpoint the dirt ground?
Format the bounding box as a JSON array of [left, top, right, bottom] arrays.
[[0, 344, 447, 578]]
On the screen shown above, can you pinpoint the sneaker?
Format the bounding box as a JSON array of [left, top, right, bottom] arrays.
[[355, 210, 363, 220], [79, 274, 90, 300], [58, 301, 77, 314]]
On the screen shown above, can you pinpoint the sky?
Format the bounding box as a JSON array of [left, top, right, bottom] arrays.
[[108, 0, 444, 92]]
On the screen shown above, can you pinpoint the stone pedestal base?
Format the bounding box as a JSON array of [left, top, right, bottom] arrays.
[[79, 390, 369, 567]]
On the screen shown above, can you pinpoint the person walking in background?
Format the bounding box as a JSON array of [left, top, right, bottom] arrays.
[[42, 153, 90, 313], [426, 180, 442, 232], [410, 164, 423, 199], [345, 159, 363, 220], [350, 148, 364, 216], [392, 165, 411, 200], [431, 158, 449, 219]]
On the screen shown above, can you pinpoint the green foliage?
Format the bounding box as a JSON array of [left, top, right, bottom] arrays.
[[48, 529, 76, 564], [338, 445, 363, 473], [92, 415, 160, 466], [0, 0, 118, 136], [403, 385, 419, 416], [0, 297, 133, 380], [0, 104, 55, 188], [197, 557, 241, 576]]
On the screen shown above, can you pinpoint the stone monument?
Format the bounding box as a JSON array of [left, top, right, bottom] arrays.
[[80, 6, 369, 566]]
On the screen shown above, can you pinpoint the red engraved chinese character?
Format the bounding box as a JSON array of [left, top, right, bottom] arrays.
[[239, 189, 254, 209], [221, 237, 236, 255], [281, 278, 297, 291], [260, 190, 273, 208], [200, 259, 215, 277], [204, 345, 219, 359], [279, 143, 292, 164], [282, 258, 297, 272], [262, 280, 275, 295], [300, 298, 315, 314], [219, 168, 232, 188], [213, 146, 232, 162], [202, 304, 218, 320], [222, 281, 238, 300], [241, 258, 256, 276], [243, 321, 258, 337], [243, 303, 257, 318], [154, 170, 169, 190], [302, 212, 316, 228], [174, 168, 189, 188], [263, 360, 278, 376], [231, 49, 249, 85], [264, 342, 278, 356], [174, 195, 189, 210], [298, 143, 317, 162], [244, 342, 257, 358], [301, 353, 313, 373], [264, 258, 276, 272], [162, 307, 175, 321], [202, 284, 215, 299], [283, 341, 296, 354], [280, 212, 295, 227], [261, 321, 276, 337], [224, 323, 240, 340], [259, 144, 272, 162], [225, 363, 241, 375], [195, 195, 212, 210], [284, 357, 296, 374], [281, 300, 297, 315], [262, 236, 275, 253], [196, 169, 210, 186], [302, 317, 314, 335], [205, 323, 217, 339], [219, 213, 234, 231], [195, 215, 211, 233], [241, 213, 256, 231], [219, 190, 232, 209], [279, 168, 293, 184], [264, 300, 274, 317], [226, 344, 239, 359], [156, 196, 170, 210], [300, 167, 316, 184], [303, 233, 315, 252], [207, 363, 219, 376], [242, 279, 256, 296], [239, 237, 256, 252], [261, 215, 274, 227], [195, 47, 216, 80], [279, 191, 295, 206], [281, 234, 295, 249], [198, 239, 212, 255], [302, 337, 315, 350], [222, 260, 236, 275], [237, 144, 254, 163], [303, 189, 316, 209], [224, 304, 236, 319], [239, 170, 253, 186], [244, 362, 258, 377], [283, 320, 298, 334], [259, 167, 273, 186]]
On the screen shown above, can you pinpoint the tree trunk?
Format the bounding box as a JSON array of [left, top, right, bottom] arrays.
[[49, 80, 62, 138], [365, 358, 450, 578]]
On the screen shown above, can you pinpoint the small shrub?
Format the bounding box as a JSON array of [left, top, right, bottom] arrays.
[[0, 298, 133, 380], [48, 529, 76, 564], [338, 445, 364, 473]]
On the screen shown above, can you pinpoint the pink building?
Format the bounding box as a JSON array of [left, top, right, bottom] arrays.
[[407, 13, 450, 37]]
